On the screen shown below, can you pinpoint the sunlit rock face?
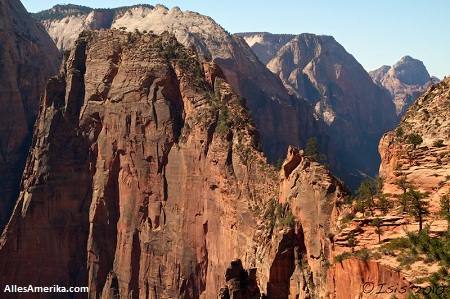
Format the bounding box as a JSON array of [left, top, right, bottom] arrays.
[[379, 77, 450, 204], [370, 55, 431, 116], [0, 29, 348, 299], [36, 4, 328, 166]]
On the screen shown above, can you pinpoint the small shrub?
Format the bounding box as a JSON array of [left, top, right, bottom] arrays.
[[335, 252, 351, 264], [396, 254, 419, 266], [406, 133, 423, 148], [357, 248, 370, 262], [395, 127, 404, 138], [275, 158, 284, 171], [433, 139, 445, 147], [341, 212, 355, 224], [344, 195, 354, 204]]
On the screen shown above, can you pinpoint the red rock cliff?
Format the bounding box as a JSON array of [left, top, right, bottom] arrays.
[[0, 29, 348, 299], [0, 0, 60, 230]]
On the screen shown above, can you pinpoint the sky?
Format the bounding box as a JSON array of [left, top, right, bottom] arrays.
[[21, 0, 450, 79]]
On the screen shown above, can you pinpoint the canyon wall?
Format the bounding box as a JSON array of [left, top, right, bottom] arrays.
[[0, 30, 347, 299], [35, 5, 328, 165], [0, 0, 59, 230]]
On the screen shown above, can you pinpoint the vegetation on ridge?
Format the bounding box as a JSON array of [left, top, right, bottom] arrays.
[[32, 4, 155, 21]]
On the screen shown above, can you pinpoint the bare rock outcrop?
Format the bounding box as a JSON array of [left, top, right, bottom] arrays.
[[265, 146, 349, 298], [0, 0, 59, 230], [0, 30, 347, 299], [327, 258, 412, 299], [236, 32, 296, 65], [34, 4, 328, 164], [379, 77, 450, 204], [370, 56, 431, 116], [264, 33, 398, 189]]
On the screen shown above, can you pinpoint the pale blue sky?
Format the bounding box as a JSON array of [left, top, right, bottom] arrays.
[[21, 1, 449, 78]]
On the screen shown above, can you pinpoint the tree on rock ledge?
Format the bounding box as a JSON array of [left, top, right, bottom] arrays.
[[405, 133, 423, 149], [406, 185, 429, 232], [305, 137, 326, 163]]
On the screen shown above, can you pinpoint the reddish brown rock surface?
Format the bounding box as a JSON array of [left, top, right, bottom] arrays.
[[0, 30, 348, 298], [0, 0, 59, 230], [379, 78, 450, 204], [35, 5, 328, 165], [328, 258, 412, 299]]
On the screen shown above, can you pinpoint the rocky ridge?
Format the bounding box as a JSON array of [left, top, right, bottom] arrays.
[[34, 4, 327, 164], [0, 29, 348, 299], [0, 0, 59, 230], [323, 77, 450, 297], [259, 33, 398, 188], [236, 32, 296, 65], [379, 77, 450, 202], [370, 56, 431, 116]]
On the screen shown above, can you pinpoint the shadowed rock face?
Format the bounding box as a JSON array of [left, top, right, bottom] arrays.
[[262, 33, 398, 189], [0, 0, 59, 230], [0, 29, 348, 299], [370, 56, 431, 116], [34, 4, 329, 166]]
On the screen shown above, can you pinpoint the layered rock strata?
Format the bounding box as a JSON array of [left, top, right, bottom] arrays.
[[0, 30, 347, 299], [379, 77, 450, 204], [263, 33, 398, 188], [34, 4, 327, 164]]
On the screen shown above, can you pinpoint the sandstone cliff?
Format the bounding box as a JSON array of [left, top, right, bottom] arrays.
[[322, 76, 450, 299], [379, 77, 450, 203], [370, 56, 431, 116], [263, 33, 398, 189], [0, 29, 348, 299], [0, 0, 59, 230], [236, 32, 296, 65], [34, 4, 327, 164]]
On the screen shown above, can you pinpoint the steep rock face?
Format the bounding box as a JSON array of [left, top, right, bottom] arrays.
[[0, 30, 347, 299], [327, 258, 412, 299], [34, 5, 327, 163], [236, 32, 296, 65], [273, 146, 348, 298], [379, 77, 450, 203], [0, 0, 59, 230], [370, 56, 431, 115], [265, 33, 398, 188]]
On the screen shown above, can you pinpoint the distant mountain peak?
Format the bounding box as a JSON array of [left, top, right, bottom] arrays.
[[390, 56, 429, 85], [370, 56, 431, 115]]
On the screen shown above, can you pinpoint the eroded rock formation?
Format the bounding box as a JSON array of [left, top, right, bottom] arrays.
[[0, 0, 59, 230], [370, 56, 431, 116], [0, 30, 348, 299], [327, 258, 412, 299], [379, 77, 450, 204], [34, 4, 327, 164], [236, 32, 296, 65], [260, 33, 398, 189]]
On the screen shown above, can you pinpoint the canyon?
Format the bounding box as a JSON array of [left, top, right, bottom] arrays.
[[0, 2, 448, 299], [0, 29, 348, 299], [34, 4, 327, 166]]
